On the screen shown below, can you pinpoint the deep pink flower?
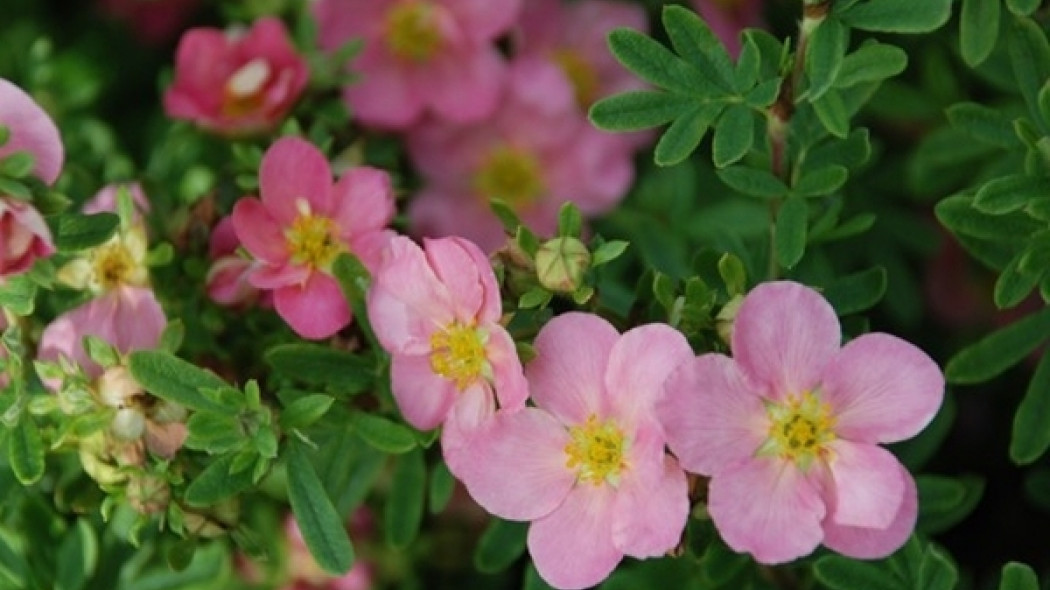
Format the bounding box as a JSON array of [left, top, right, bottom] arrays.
[[314, 0, 521, 130], [658, 281, 945, 564], [0, 197, 55, 277], [232, 137, 396, 339], [407, 58, 634, 252], [367, 235, 527, 435], [452, 313, 693, 590], [0, 78, 64, 185], [691, 0, 764, 57], [206, 215, 269, 308], [164, 17, 309, 135]]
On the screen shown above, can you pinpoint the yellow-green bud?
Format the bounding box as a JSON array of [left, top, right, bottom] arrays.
[[535, 237, 590, 293], [716, 294, 745, 347]]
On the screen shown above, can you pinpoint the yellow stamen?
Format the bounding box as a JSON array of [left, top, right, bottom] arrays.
[[384, 1, 443, 62], [565, 415, 628, 486], [758, 391, 837, 471], [285, 200, 343, 271], [552, 49, 600, 108], [429, 322, 487, 390], [473, 145, 545, 207]]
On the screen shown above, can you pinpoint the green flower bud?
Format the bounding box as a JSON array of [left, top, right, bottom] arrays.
[[535, 237, 591, 293]]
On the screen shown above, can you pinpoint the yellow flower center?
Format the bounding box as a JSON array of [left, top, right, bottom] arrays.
[[93, 243, 137, 290], [473, 145, 545, 208], [759, 391, 837, 471], [384, 1, 443, 62], [565, 415, 628, 486], [285, 201, 343, 272], [223, 58, 271, 117], [552, 49, 600, 108], [429, 322, 487, 390]]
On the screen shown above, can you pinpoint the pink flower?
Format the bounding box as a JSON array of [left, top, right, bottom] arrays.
[[232, 137, 396, 339], [407, 58, 634, 252], [367, 235, 527, 435], [691, 0, 764, 58], [0, 78, 64, 185], [452, 313, 693, 590], [0, 197, 55, 277], [658, 281, 945, 564], [205, 216, 269, 308], [164, 17, 309, 135], [82, 183, 150, 220], [314, 0, 521, 130]]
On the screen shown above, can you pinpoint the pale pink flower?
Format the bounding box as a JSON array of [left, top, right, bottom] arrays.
[[367, 235, 527, 436], [164, 17, 309, 135], [407, 58, 634, 252], [232, 137, 396, 339], [691, 0, 764, 57], [314, 0, 521, 130], [0, 197, 55, 277], [0, 78, 64, 185], [452, 313, 693, 590], [82, 183, 150, 220], [205, 216, 269, 308], [658, 281, 945, 564]]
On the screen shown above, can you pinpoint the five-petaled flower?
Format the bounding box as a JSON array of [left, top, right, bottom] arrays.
[[658, 281, 945, 564]]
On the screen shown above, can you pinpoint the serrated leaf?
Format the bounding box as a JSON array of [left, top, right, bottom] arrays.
[[1010, 351, 1050, 464], [946, 102, 1019, 149], [54, 213, 119, 253], [384, 448, 426, 549], [961, 0, 1001, 66], [589, 91, 697, 131], [945, 307, 1050, 383], [474, 518, 528, 573], [1007, 0, 1041, 17], [775, 197, 808, 269], [280, 395, 335, 430], [1008, 16, 1050, 128], [814, 555, 901, 590], [717, 165, 788, 198], [265, 343, 373, 395], [350, 412, 417, 454], [128, 350, 229, 413], [608, 28, 711, 94], [835, 43, 908, 88], [805, 17, 848, 100], [654, 103, 723, 166], [975, 175, 1050, 214], [184, 453, 256, 506], [999, 562, 1039, 590], [288, 441, 355, 575], [813, 89, 849, 138], [916, 475, 985, 534], [822, 266, 887, 315], [9, 418, 44, 485], [838, 0, 953, 33], [712, 104, 754, 168], [661, 5, 735, 91]]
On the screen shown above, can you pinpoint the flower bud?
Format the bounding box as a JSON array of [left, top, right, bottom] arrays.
[[111, 407, 146, 440], [535, 237, 590, 293], [98, 365, 143, 408], [127, 473, 171, 514]]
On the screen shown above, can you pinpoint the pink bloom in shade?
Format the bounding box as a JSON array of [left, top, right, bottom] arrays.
[[407, 58, 634, 252], [691, 0, 765, 58], [0, 78, 64, 185], [366, 235, 527, 440], [82, 182, 150, 219], [313, 0, 521, 130], [657, 281, 945, 564], [97, 0, 200, 45], [38, 286, 167, 384], [0, 197, 55, 278], [163, 17, 309, 135], [232, 137, 396, 339], [205, 216, 270, 308], [451, 313, 693, 590]]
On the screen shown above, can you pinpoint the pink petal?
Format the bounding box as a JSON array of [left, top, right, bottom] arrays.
[[330, 166, 395, 237], [657, 354, 768, 476], [822, 462, 918, 559], [273, 273, 350, 339], [231, 197, 289, 264], [822, 333, 945, 444], [246, 262, 310, 290], [732, 281, 841, 402], [611, 425, 689, 558], [708, 458, 826, 564], [528, 485, 621, 590], [0, 79, 64, 185], [527, 312, 620, 424], [824, 440, 905, 530], [452, 407, 574, 520], [443, 0, 522, 41], [348, 228, 397, 275], [345, 48, 424, 130], [485, 325, 529, 412], [110, 287, 167, 352], [407, 188, 507, 253], [389, 353, 457, 430], [423, 48, 505, 124], [423, 237, 488, 323], [259, 137, 333, 224], [604, 322, 693, 428], [367, 236, 453, 353]]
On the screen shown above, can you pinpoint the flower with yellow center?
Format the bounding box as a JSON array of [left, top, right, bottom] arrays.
[[384, 1, 444, 63], [473, 145, 546, 208], [565, 414, 629, 486], [285, 198, 344, 272], [552, 49, 601, 108], [429, 321, 489, 390], [57, 226, 149, 294], [222, 58, 272, 117], [756, 390, 837, 471]]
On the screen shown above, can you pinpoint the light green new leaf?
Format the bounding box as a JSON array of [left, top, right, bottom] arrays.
[[654, 103, 723, 166], [834, 43, 908, 89], [9, 417, 44, 485], [589, 91, 697, 131], [608, 28, 711, 95], [999, 562, 1039, 590], [961, 0, 1001, 66], [775, 197, 808, 269], [838, 0, 953, 34], [661, 5, 735, 91], [0, 274, 37, 316], [1010, 351, 1050, 464], [288, 441, 355, 575], [945, 307, 1050, 383], [712, 104, 754, 168], [805, 17, 848, 101]]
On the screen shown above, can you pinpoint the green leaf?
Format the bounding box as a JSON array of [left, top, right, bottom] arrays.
[[775, 197, 808, 269], [608, 28, 710, 94], [473, 518, 529, 573], [975, 175, 1050, 214], [128, 350, 229, 413], [821, 266, 887, 315], [332, 253, 376, 346], [1010, 351, 1050, 464], [654, 103, 723, 166], [716, 165, 788, 198], [54, 213, 119, 253], [0, 152, 35, 178], [428, 460, 455, 514], [812, 90, 849, 138], [918, 544, 959, 590], [0, 531, 27, 589], [280, 395, 335, 430], [712, 104, 754, 168], [589, 91, 697, 131], [661, 5, 734, 91], [994, 252, 1042, 308], [793, 165, 848, 197], [0, 177, 30, 200], [935, 195, 1043, 241], [185, 412, 245, 454], [945, 307, 1050, 383], [265, 343, 373, 395], [916, 474, 986, 534], [350, 412, 417, 454], [838, 0, 953, 33], [56, 520, 97, 590], [591, 240, 629, 267], [9, 417, 44, 485], [1007, 0, 1042, 17], [946, 102, 1019, 149], [835, 42, 908, 89], [384, 448, 426, 549], [805, 17, 848, 100], [184, 453, 256, 506], [0, 274, 37, 316], [814, 555, 901, 590], [961, 0, 1001, 66], [999, 562, 1039, 590], [718, 253, 747, 297], [287, 441, 355, 575], [1008, 16, 1050, 128]]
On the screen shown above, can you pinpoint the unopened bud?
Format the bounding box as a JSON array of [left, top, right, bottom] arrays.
[[127, 474, 170, 515], [111, 408, 146, 440], [535, 237, 590, 293]]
